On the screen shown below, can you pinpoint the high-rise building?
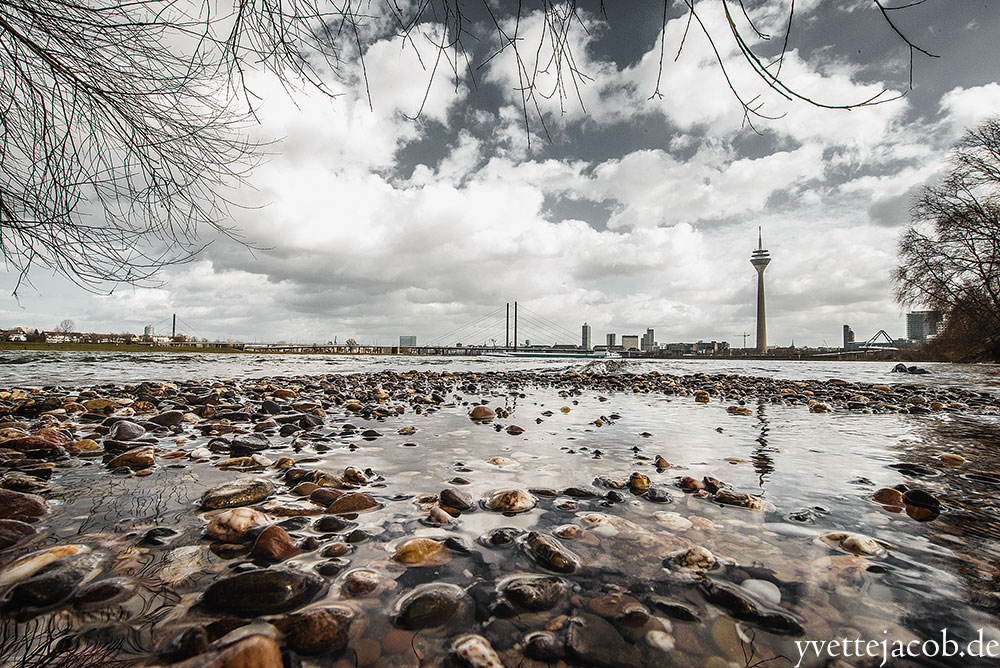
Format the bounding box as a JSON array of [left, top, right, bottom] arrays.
[[144, 325, 154, 337], [622, 335, 639, 351], [581, 323, 592, 350], [906, 311, 942, 342], [750, 227, 771, 353], [843, 325, 855, 349], [606, 333, 616, 347], [399, 335, 417, 347], [641, 328, 655, 352]]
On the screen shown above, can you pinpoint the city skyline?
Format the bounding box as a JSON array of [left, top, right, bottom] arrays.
[[1, 3, 998, 348]]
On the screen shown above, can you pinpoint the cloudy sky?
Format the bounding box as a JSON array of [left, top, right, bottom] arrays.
[[2, 0, 1000, 348]]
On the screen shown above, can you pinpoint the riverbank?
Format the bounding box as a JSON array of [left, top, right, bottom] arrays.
[[1, 369, 998, 667], [0, 341, 247, 354]]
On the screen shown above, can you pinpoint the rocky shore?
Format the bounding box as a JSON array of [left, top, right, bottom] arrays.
[[1, 366, 998, 667]]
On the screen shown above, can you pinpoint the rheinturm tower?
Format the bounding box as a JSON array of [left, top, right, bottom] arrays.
[[750, 227, 771, 354]]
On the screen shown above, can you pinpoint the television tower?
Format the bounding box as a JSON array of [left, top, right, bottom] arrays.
[[750, 227, 771, 354]]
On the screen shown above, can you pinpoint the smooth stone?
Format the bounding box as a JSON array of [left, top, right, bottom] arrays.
[[310, 487, 345, 506], [391, 583, 471, 630], [479, 527, 522, 547], [0, 488, 48, 521], [654, 512, 692, 530], [740, 578, 781, 605], [314, 516, 353, 533], [524, 531, 580, 573], [0, 519, 36, 550], [567, 613, 642, 668], [440, 488, 474, 511], [284, 606, 354, 655], [0, 544, 90, 588], [469, 406, 496, 421], [205, 508, 270, 542], [712, 489, 766, 510], [200, 479, 274, 510], [820, 531, 886, 557], [525, 631, 565, 660], [341, 569, 385, 598], [452, 634, 504, 668], [108, 420, 145, 441], [327, 492, 379, 514], [629, 472, 650, 493], [646, 629, 675, 652], [872, 488, 905, 505], [169, 634, 283, 668], [251, 526, 300, 562], [202, 569, 324, 615], [903, 488, 941, 510], [148, 410, 185, 427], [106, 445, 155, 470], [231, 434, 271, 453], [4, 555, 95, 615], [499, 575, 567, 611], [644, 485, 674, 503], [395, 537, 451, 567], [74, 577, 137, 611], [666, 545, 717, 570], [482, 489, 536, 513]]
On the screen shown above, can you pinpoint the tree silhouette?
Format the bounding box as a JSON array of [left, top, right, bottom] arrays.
[[894, 117, 1000, 361]]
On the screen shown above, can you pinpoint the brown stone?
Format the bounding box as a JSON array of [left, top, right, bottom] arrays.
[[0, 519, 35, 550], [171, 634, 283, 668], [0, 488, 48, 519], [468, 405, 496, 421], [285, 606, 354, 655], [394, 538, 451, 567], [872, 488, 904, 506], [251, 526, 301, 562], [327, 492, 379, 515], [106, 446, 155, 470]]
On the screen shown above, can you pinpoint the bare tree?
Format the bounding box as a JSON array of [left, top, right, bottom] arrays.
[[0, 0, 938, 294], [55, 319, 74, 334], [894, 117, 1000, 361]]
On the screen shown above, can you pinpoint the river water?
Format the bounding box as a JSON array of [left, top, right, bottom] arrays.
[[0, 352, 998, 667], [3, 350, 999, 390]]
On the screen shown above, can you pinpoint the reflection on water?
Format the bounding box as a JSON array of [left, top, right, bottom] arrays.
[[0, 369, 999, 667]]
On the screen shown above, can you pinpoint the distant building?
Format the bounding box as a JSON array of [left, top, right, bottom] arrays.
[[581, 323, 592, 351], [144, 325, 155, 337], [906, 311, 942, 342], [622, 335, 639, 351], [843, 325, 855, 349], [640, 328, 655, 352], [606, 333, 616, 347], [399, 335, 417, 347]]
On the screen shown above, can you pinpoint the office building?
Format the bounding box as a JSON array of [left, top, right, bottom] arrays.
[[399, 335, 417, 347], [581, 323, 592, 350], [622, 335, 639, 351], [750, 227, 771, 353], [906, 311, 942, 342], [606, 333, 616, 347], [641, 328, 655, 352], [843, 325, 855, 349], [144, 325, 154, 337]]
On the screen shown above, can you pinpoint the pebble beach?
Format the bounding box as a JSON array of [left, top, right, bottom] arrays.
[[1, 361, 999, 667]]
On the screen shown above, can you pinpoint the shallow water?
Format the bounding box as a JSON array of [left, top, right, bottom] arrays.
[[1, 364, 999, 667]]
